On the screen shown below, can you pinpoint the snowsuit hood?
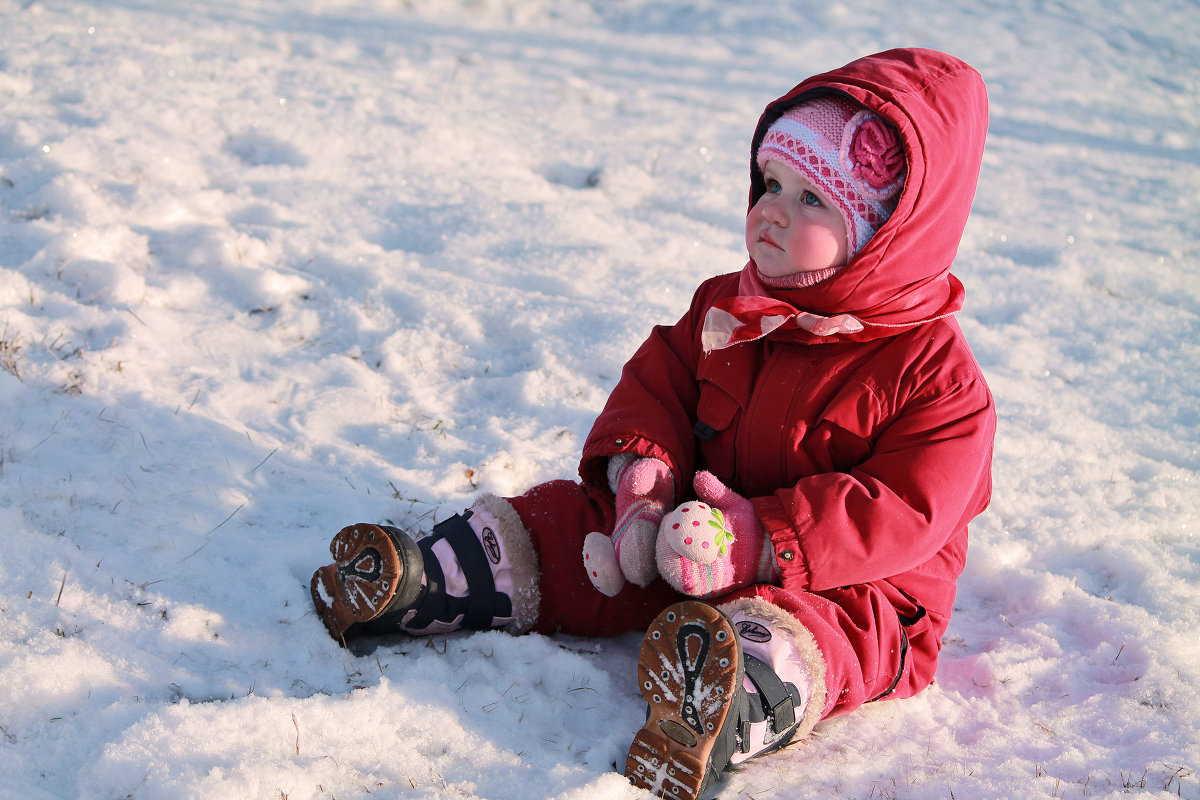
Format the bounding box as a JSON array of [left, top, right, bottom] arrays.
[[748, 48, 988, 338]]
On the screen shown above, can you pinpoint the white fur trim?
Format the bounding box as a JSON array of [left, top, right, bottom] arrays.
[[472, 494, 541, 634]]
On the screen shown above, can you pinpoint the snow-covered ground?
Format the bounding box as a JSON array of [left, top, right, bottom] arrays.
[[1, 1, 1197, 797]]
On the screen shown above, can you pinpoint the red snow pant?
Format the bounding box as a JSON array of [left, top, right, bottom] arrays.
[[507, 479, 947, 721]]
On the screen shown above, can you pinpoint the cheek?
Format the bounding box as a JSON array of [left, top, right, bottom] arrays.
[[785, 224, 847, 271], [805, 227, 842, 258], [743, 208, 760, 249], [824, 227, 850, 267]]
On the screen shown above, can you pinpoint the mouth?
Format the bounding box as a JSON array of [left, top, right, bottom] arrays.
[[757, 230, 783, 250]]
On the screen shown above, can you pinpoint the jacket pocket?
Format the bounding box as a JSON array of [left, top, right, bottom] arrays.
[[808, 379, 882, 473], [695, 382, 740, 437], [693, 349, 756, 472], [693, 383, 741, 477], [868, 593, 929, 703]]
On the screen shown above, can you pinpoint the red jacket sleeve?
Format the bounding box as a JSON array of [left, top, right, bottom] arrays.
[[579, 275, 738, 496]]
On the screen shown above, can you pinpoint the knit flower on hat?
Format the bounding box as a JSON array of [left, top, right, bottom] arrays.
[[843, 111, 905, 199]]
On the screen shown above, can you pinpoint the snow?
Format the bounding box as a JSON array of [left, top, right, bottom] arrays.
[[1, 0, 1197, 797]]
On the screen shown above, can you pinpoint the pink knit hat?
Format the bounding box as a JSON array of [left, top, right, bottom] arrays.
[[756, 95, 906, 257]]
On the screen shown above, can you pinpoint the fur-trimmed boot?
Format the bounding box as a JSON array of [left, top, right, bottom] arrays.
[[624, 599, 826, 799], [310, 494, 540, 643]]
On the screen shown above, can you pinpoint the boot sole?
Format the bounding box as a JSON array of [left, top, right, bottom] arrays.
[[310, 523, 419, 641], [625, 600, 743, 799]]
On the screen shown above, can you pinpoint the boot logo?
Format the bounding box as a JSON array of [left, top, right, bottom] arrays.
[[736, 620, 772, 643], [481, 527, 502, 565]]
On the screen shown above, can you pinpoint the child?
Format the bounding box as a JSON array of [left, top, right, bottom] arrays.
[[310, 47, 994, 799]]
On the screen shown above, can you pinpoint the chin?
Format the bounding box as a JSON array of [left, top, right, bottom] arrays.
[[750, 253, 789, 278], [758, 260, 809, 278]]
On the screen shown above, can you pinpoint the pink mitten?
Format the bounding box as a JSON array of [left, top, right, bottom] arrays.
[[656, 471, 781, 598], [583, 457, 674, 596]]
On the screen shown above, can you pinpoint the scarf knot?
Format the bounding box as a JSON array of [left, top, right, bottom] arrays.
[[701, 296, 864, 352]]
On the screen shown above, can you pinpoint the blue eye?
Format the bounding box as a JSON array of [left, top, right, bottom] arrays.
[[801, 190, 823, 207], [765, 178, 782, 194]]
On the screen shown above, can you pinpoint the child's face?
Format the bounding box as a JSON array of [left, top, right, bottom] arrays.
[[746, 160, 848, 277]]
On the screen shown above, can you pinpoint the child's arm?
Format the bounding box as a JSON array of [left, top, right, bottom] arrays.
[[578, 273, 738, 497], [579, 323, 699, 493], [753, 365, 995, 596]]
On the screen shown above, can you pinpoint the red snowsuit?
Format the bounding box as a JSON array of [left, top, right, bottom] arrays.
[[508, 48, 994, 723]]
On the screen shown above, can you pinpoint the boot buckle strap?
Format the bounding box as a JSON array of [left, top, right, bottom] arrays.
[[771, 694, 796, 730], [743, 654, 798, 734], [410, 512, 512, 631]]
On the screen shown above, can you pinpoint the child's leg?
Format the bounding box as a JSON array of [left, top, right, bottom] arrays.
[[733, 582, 943, 720], [621, 584, 942, 797], [312, 478, 681, 643], [506, 479, 683, 637], [311, 493, 541, 642]]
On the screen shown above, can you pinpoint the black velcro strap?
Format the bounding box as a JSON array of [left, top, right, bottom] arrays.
[[734, 689, 754, 754], [411, 512, 512, 631], [743, 655, 797, 732], [440, 512, 502, 629], [407, 538, 467, 630]]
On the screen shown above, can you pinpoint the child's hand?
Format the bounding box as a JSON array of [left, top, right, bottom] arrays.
[[693, 470, 762, 546], [656, 471, 779, 598], [582, 457, 674, 596]]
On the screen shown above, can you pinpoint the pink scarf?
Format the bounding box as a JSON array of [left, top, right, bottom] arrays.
[[700, 266, 864, 353]]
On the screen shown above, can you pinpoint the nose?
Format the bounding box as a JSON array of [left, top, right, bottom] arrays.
[[760, 195, 788, 226]]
